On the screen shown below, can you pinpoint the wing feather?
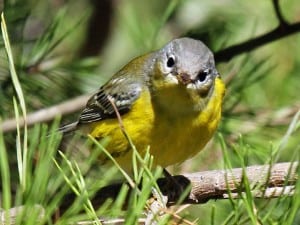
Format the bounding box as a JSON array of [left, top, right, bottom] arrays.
[[78, 76, 143, 124]]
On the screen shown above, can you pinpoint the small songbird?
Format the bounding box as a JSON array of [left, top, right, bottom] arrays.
[[60, 37, 225, 172]]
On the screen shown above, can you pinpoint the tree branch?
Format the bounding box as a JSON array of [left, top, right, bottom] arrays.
[[59, 162, 298, 213], [214, 22, 300, 62], [179, 161, 297, 204], [0, 94, 90, 132], [1, 162, 298, 224], [214, 0, 300, 62], [272, 0, 287, 26]]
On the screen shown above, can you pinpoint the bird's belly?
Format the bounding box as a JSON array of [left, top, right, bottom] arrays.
[[89, 105, 221, 171], [149, 112, 220, 168], [88, 82, 223, 171]]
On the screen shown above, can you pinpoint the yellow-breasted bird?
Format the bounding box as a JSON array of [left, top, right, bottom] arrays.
[[60, 37, 225, 172]]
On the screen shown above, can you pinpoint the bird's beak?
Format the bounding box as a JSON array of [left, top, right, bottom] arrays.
[[176, 73, 192, 85]]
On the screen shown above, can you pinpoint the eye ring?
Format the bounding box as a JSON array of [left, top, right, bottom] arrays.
[[166, 55, 176, 68], [197, 69, 210, 82]]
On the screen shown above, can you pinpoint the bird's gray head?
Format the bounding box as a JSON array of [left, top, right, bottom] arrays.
[[155, 37, 219, 96]]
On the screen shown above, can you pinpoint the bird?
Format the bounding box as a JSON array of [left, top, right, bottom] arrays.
[[59, 37, 225, 172]]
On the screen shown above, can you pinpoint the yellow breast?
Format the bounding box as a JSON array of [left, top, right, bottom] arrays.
[[88, 77, 225, 171], [149, 77, 225, 167]]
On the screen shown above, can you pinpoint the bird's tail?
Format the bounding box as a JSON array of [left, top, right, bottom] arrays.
[[57, 122, 80, 154], [58, 122, 78, 134], [57, 122, 93, 164]]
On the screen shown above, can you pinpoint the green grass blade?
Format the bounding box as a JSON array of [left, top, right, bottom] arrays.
[[1, 13, 28, 190], [0, 122, 11, 211]]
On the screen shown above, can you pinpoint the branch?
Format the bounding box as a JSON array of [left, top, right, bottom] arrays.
[[0, 94, 90, 132], [0, 205, 44, 224], [214, 0, 300, 62], [272, 0, 287, 26], [179, 161, 297, 204], [1, 162, 298, 224], [59, 162, 298, 213], [214, 21, 300, 62]]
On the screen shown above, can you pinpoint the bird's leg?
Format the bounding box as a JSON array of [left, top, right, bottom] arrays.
[[158, 169, 192, 204]]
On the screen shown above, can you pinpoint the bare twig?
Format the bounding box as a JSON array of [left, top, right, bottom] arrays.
[[214, 21, 300, 62], [0, 205, 44, 224], [272, 0, 288, 26], [58, 162, 298, 213], [1, 162, 298, 224], [0, 94, 90, 132], [215, 0, 300, 62], [224, 186, 295, 199], [179, 161, 298, 204], [75, 218, 146, 225]]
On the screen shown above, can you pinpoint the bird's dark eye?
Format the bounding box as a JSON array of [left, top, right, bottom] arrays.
[[197, 69, 210, 82], [166, 56, 175, 68]]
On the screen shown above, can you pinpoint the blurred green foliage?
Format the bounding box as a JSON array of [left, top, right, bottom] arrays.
[[1, 0, 300, 224]]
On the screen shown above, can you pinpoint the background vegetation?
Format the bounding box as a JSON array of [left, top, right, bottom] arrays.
[[0, 0, 300, 224]]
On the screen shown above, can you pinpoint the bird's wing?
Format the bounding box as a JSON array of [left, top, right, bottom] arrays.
[[78, 75, 143, 124]]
